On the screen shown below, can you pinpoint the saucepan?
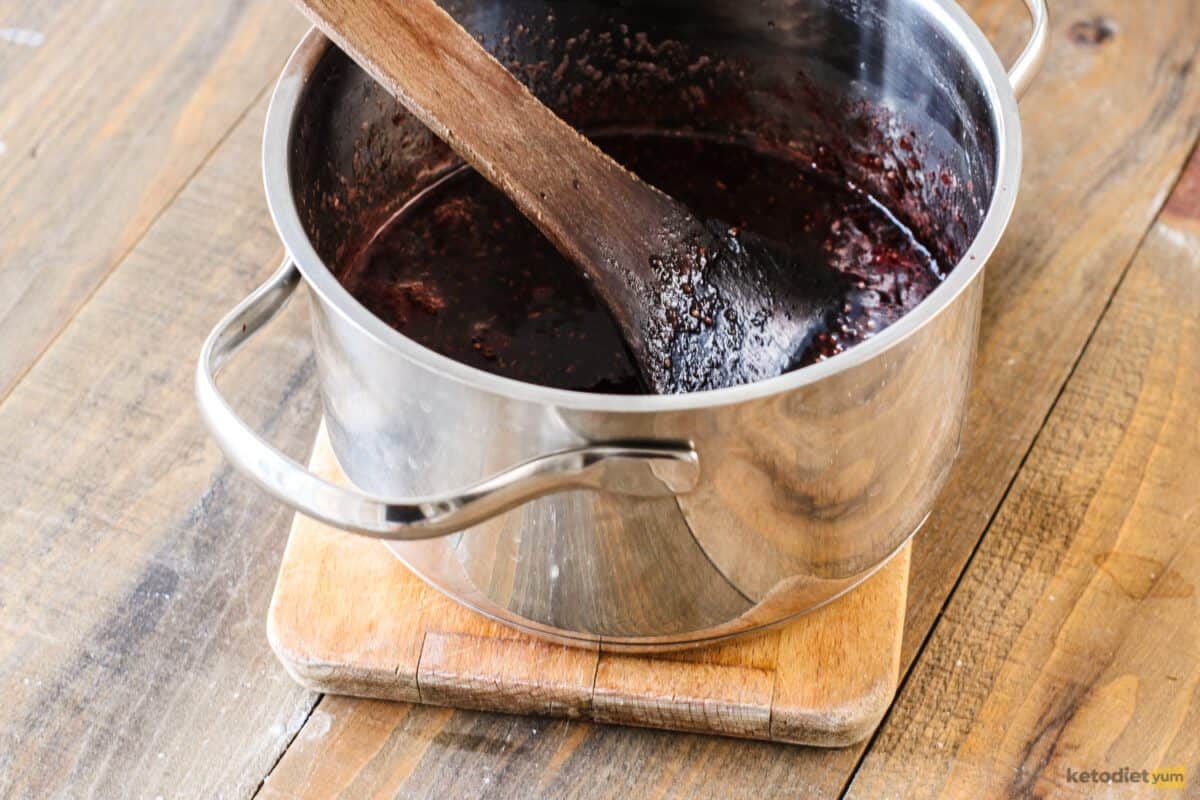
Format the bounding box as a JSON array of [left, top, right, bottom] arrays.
[[197, 0, 1047, 650]]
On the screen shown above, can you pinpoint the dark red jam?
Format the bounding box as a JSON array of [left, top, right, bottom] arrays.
[[340, 132, 944, 393]]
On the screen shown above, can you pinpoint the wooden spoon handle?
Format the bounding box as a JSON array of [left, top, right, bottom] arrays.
[[292, 0, 677, 289]]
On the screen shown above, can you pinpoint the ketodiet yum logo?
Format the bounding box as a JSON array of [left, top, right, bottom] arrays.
[[1065, 766, 1186, 789]]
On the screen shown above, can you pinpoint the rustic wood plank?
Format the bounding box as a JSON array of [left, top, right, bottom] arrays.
[[0, 94, 326, 798], [253, 0, 1200, 797], [0, 0, 309, 399], [590, 657, 775, 740], [844, 140, 1200, 800], [419, 632, 599, 717]]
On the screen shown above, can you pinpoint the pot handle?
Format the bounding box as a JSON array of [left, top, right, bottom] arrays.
[[1007, 0, 1049, 99], [196, 259, 700, 541]]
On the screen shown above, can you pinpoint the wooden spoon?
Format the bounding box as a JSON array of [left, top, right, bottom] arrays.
[[293, 0, 860, 393]]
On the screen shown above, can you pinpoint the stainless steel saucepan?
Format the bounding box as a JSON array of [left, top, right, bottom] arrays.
[[197, 0, 1047, 650]]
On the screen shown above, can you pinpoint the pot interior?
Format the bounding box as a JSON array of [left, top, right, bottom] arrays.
[[288, 0, 1001, 342]]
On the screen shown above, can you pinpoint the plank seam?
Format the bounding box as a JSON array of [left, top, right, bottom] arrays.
[[251, 693, 325, 799], [414, 629, 430, 704], [588, 643, 601, 714]]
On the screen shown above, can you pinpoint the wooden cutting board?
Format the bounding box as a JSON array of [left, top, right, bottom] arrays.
[[268, 425, 910, 746]]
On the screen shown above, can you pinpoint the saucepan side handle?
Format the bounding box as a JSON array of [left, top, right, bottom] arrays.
[[1007, 0, 1049, 99], [195, 259, 699, 541]]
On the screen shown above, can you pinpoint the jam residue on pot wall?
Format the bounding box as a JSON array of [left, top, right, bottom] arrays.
[[341, 131, 944, 393]]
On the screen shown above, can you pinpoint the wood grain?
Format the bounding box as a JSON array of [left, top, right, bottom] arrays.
[[0, 95, 323, 800], [0, 0, 309, 400], [845, 141, 1200, 800], [268, 428, 909, 746], [254, 0, 1200, 796], [419, 632, 599, 718]]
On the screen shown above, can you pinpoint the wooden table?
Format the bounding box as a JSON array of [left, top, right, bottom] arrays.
[[1, 1, 1197, 797]]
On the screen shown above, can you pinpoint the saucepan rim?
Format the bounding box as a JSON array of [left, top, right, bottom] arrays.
[[262, 0, 1022, 413]]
